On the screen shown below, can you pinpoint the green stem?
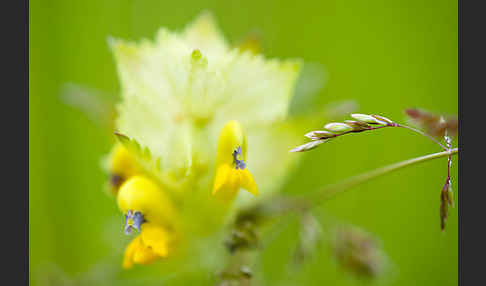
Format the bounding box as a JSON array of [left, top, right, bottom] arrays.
[[304, 147, 458, 205], [238, 148, 459, 223], [397, 124, 448, 150], [231, 148, 458, 279]]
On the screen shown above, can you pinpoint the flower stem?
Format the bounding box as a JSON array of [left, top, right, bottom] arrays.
[[396, 124, 448, 150], [303, 147, 458, 206], [238, 148, 459, 222]]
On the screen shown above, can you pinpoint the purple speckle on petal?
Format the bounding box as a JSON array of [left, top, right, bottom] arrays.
[[232, 146, 246, 170]]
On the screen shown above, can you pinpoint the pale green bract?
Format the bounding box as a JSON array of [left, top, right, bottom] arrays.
[[109, 12, 302, 207]]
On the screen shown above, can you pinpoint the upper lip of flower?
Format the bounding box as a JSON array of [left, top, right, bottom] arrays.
[[212, 120, 258, 198]]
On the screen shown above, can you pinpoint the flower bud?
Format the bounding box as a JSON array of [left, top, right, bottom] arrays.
[[440, 193, 449, 231], [304, 131, 317, 139], [290, 139, 327, 152], [440, 178, 453, 231], [312, 130, 336, 138], [324, 122, 353, 133], [351, 113, 382, 124], [344, 120, 370, 131], [447, 181, 454, 208], [304, 130, 335, 140], [371, 114, 394, 125]]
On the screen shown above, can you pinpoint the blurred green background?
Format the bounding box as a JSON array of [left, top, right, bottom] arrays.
[[29, 0, 457, 285]]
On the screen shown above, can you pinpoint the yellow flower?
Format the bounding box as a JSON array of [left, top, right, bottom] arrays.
[[122, 223, 172, 269], [106, 143, 141, 194], [212, 120, 258, 201], [117, 175, 177, 230], [109, 12, 301, 182], [106, 12, 305, 269], [118, 176, 178, 268]]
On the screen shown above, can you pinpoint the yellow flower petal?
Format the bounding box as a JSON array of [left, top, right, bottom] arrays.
[[110, 143, 140, 180], [240, 168, 258, 196], [140, 223, 170, 257], [123, 228, 170, 269], [212, 165, 258, 198], [132, 241, 159, 265], [212, 164, 232, 195], [122, 235, 141, 269], [117, 176, 177, 228], [215, 120, 246, 167]]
